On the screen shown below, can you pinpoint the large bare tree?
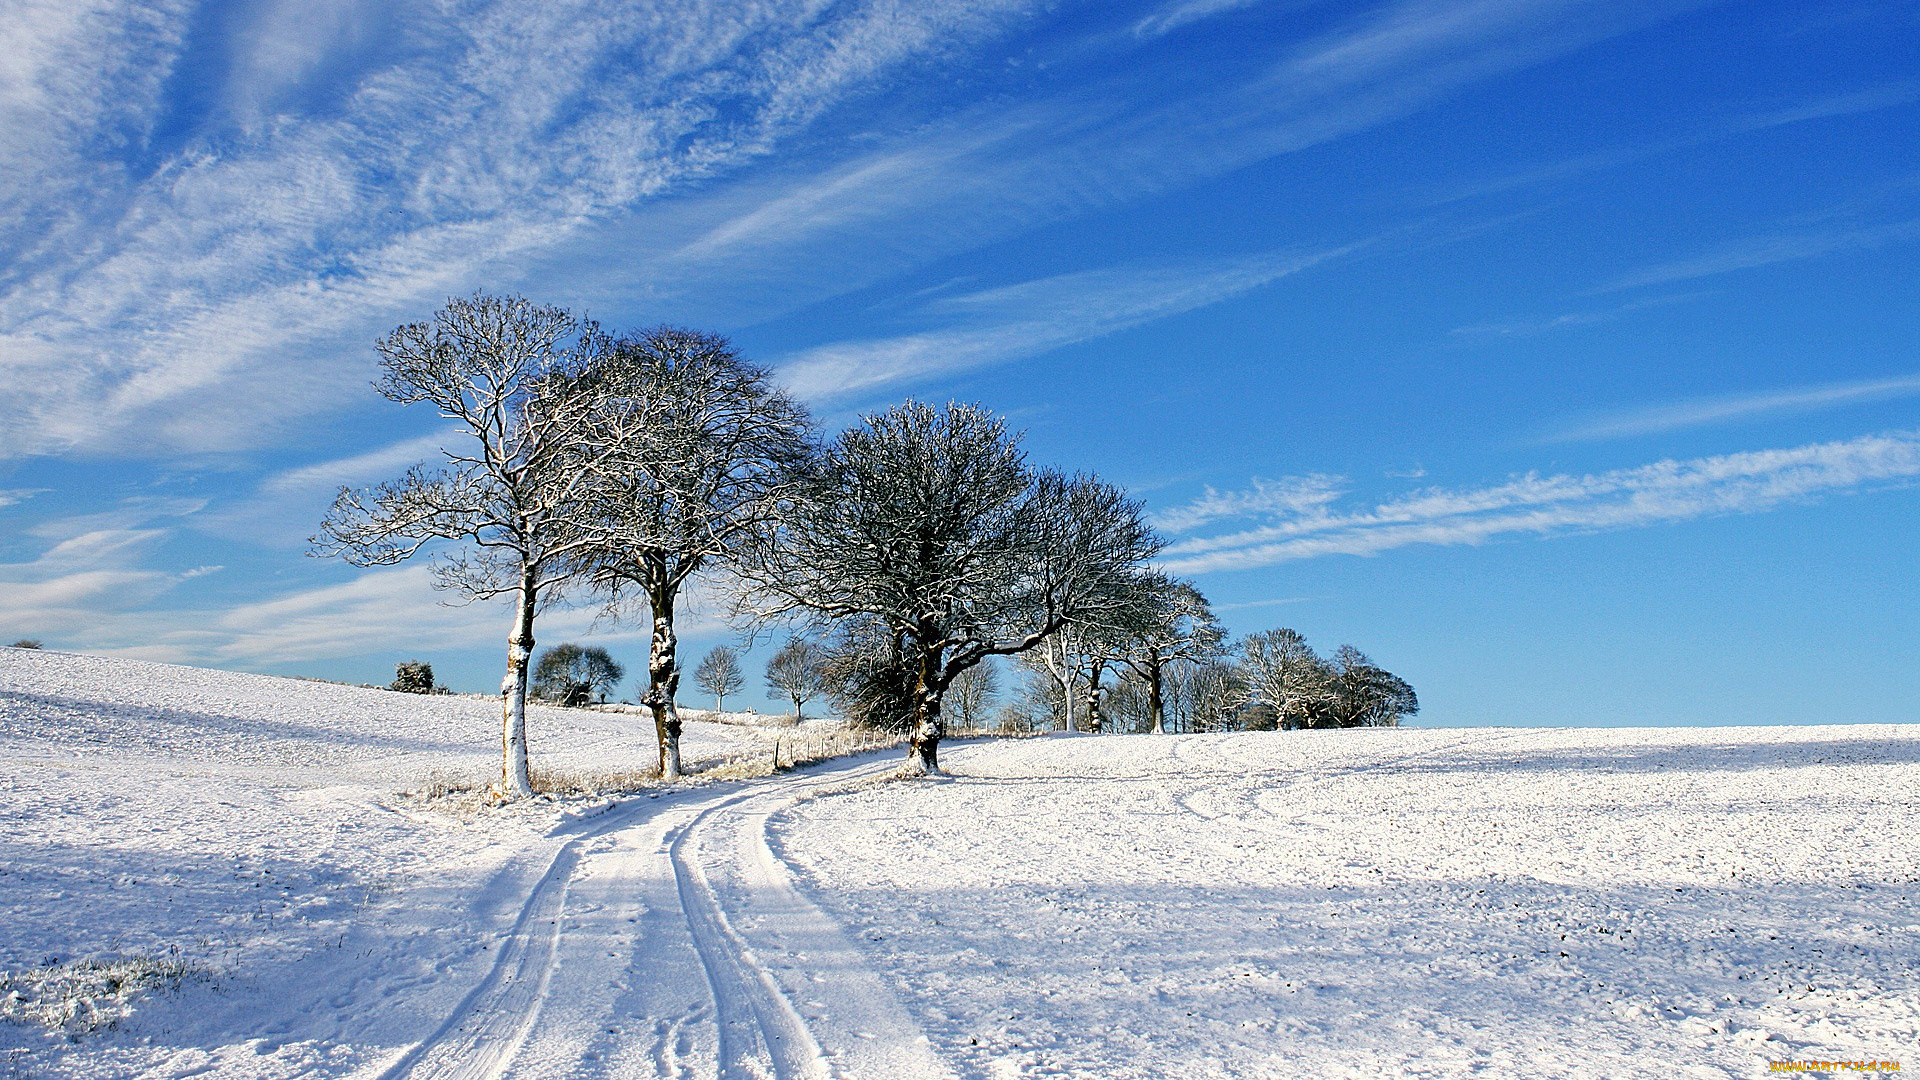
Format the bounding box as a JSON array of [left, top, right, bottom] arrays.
[[314, 292, 607, 798], [743, 402, 1159, 774], [571, 327, 811, 779]]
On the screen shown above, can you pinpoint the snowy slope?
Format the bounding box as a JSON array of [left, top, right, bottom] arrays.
[[5, 645, 1917, 1079], [776, 728, 1920, 1079], [0, 646, 764, 1077]]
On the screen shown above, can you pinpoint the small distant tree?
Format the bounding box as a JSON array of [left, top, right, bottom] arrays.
[[1324, 645, 1419, 727], [1104, 669, 1153, 733], [948, 658, 999, 730], [693, 646, 745, 712], [9, 639, 43, 650], [1020, 632, 1082, 732], [390, 660, 438, 694], [764, 637, 827, 720], [532, 643, 625, 706], [313, 292, 610, 798]]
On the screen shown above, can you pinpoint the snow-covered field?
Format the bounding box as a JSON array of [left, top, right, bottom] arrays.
[[4, 646, 1917, 1078]]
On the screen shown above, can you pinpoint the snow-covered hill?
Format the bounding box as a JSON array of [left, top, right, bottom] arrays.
[[779, 727, 1920, 1078], [0, 646, 763, 1075], [4, 646, 1917, 1078]]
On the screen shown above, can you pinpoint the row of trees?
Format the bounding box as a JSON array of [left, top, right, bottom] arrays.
[[684, 621, 1417, 735], [316, 292, 1411, 796]]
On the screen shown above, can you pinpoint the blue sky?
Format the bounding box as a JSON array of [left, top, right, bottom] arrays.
[[2, 0, 1916, 725]]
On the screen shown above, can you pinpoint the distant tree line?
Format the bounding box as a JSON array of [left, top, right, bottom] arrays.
[[317, 292, 1413, 797]]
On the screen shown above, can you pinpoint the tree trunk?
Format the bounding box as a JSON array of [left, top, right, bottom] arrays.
[[1083, 658, 1105, 734], [645, 593, 684, 780], [498, 572, 537, 799], [1056, 650, 1078, 733], [1147, 656, 1166, 735], [903, 641, 944, 776]]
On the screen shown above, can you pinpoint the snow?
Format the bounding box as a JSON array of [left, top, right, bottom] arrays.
[[777, 728, 1920, 1078], [4, 645, 1917, 1078]]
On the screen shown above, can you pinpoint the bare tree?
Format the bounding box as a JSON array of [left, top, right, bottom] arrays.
[[1022, 629, 1083, 732], [1185, 659, 1249, 732], [570, 327, 811, 779], [313, 292, 607, 798], [1118, 575, 1227, 734], [742, 402, 1159, 775], [817, 615, 919, 731], [1325, 645, 1419, 727], [764, 637, 827, 721], [1239, 628, 1335, 730], [531, 643, 624, 705], [947, 657, 999, 730], [693, 645, 744, 712]]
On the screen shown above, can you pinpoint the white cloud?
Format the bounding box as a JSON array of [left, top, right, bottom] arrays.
[[1133, 0, 1275, 39], [1, 0, 1713, 461], [1550, 373, 1920, 442], [1150, 474, 1346, 533], [1156, 430, 1920, 574], [778, 249, 1345, 401], [1450, 292, 1709, 336], [258, 430, 462, 497], [0, 0, 1042, 460], [1599, 218, 1920, 292], [600, 0, 1705, 335]]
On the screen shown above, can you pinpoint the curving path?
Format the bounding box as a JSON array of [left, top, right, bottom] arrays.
[[376, 753, 956, 1080]]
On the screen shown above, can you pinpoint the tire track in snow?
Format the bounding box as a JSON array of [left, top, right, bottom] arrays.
[[375, 753, 934, 1080], [373, 815, 615, 1080], [668, 793, 834, 1080]]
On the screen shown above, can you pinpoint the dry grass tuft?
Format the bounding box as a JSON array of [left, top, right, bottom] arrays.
[[527, 764, 662, 798], [0, 956, 203, 1037]]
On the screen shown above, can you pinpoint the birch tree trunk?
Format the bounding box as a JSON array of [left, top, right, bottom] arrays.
[[645, 594, 685, 780], [499, 574, 537, 798], [1147, 656, 1167, 735]]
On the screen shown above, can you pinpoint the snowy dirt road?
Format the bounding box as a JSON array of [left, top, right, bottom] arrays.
[[374, 753, 955, 1080]]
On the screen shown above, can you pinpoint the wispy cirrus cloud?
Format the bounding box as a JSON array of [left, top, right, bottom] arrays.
[[0, 499, 218, 641], [1132, 0, 1282, 39], [1157, 429, 1920, 574], [1150, 474, 1346, 534], [1, 0, 1714, 462], [625, 0, 1709, 332], [0, 0, 1041, 460], [257, 430, 462, 497], [1549, 373, 1920, 442], [778, 249, 1346, 401], [1450, 291, 1710, 337], [1598, 217, 1920, 292]]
